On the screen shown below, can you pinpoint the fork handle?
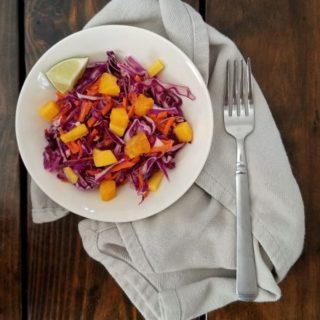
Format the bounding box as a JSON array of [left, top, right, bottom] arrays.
[[235, 139, 258, 301]]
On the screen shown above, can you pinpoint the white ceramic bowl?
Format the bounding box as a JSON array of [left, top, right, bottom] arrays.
[[16, 25, 213, 222]]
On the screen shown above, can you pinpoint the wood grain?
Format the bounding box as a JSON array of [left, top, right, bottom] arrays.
[[206, 0, 320, 319], [25, 0, 106, 70], [25, 1, 143, 319], [24, 1, 204, 319], [24, 0, 198, 319], [23, 0, 320, 319], [0, 0, 22, 319]]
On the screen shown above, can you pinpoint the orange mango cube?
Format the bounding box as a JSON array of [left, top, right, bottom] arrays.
[[63, 167, 78, 184], [60, 124, 89, 143], [109, 108, 129, 137], [148, 170, 164, 192], [173, 121, 193, 142], [98, 72, 120, 96], [125, 132, 151, 159], [38, 100, 60, 121], [93, 149, 117, 167], [99, 180, 116, 201], [147, 59, 165, 77], [134, 94, 154, 116]]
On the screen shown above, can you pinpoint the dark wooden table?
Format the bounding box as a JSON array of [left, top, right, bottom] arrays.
[[1, 0, 319, 319]]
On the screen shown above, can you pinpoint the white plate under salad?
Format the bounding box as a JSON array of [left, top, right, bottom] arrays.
[[16, 25, 213, 222]]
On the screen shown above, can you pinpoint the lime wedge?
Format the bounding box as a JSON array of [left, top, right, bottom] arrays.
[[46, 57, 88, 93]]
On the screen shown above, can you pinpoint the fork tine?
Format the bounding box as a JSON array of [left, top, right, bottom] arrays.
[[224, 60, 233, 116], [242, 59, 249, 116], [234, 60, 241, 116], [224, 61, 229, 106], [224, 60, 229, 114], [239, 60, 246, 116], [247, 58, 253, 104], [228, 60, 233, 115]]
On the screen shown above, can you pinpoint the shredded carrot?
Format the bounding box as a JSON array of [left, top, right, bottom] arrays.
[[150, 139, 174, 153], [87, 169, 102, 176], [53, 105, 71, 121], [87, 116, 96, 128], [128, 92, 137, 104], [86, 128, 99, 145], [156, 122, 166, 133], [104, 138, 113, 147], [137, 171, 144, 189], [148, 114, 157, 121], [154, 117, 175, 135], [58, 128, 64, 136], [142, 190, 149, 199], [101, 99, 113, 115], [70, 156, 92, 162], [122, 97, 128, 108], [79, 101, 92, 122], [67, 141, 80, 154], [85, 78, 101, 95], [86, 88, 98, 96], [77, 140, 83, 157], [134, 75, 142, 82], [92, 128, 98, 136], [162, 117, 176, 136], [157, 112, 168, 120], [100, 173, 113, 180], [149, 145, 168, 154], [163, 139, 174, 145], [111, 157, 140, 173], [112, 171, 121, 181], [58, 107, 70, 117], [149, 112, 170, 133], [127, 105, 135, 118], [56, 91, 66, 100]]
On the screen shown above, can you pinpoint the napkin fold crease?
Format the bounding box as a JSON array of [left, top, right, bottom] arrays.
[[30, 0, 304, 319]]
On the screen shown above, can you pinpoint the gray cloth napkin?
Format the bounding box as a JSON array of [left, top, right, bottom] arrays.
[[31, 0, 305, 319]]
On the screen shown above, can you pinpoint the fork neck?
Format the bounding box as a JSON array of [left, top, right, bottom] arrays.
[[236, 139, 247, 173]]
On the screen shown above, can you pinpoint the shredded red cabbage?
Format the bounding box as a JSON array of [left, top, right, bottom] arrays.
[[43, 51, 195, 200]]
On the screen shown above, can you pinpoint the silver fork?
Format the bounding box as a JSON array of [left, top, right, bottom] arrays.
[[224, 58, 258, 301]]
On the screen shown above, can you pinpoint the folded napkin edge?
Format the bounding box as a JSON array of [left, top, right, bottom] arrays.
[[197, 170, 304, 280]]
